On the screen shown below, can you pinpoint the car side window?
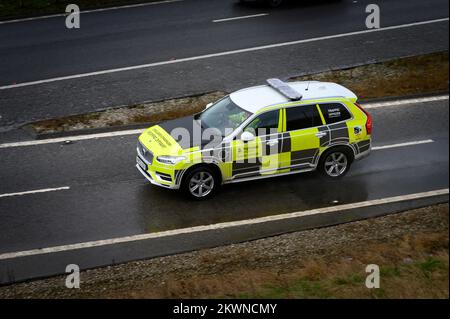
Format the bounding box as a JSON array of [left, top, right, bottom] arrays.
[[285, 104, 322, 131], [319, 103, 351, 124], [244, 110, 279, 136]]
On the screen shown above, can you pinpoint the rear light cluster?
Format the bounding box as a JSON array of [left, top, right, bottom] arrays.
[[355, 102, 372, 135]]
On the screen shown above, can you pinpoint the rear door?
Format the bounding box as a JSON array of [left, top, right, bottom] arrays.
[[317, 103, 353, 146], [279, 104, 325, 170]]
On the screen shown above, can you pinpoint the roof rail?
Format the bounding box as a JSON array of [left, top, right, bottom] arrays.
[[266, 78, 302, 101]]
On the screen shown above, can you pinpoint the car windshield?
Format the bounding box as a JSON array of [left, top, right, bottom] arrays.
[[197, 96, 252, 136]]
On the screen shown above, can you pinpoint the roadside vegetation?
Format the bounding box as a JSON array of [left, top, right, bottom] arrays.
[[139, 218, 449, 299], [0, 0, 164, 20], [292, 51, 449, 100], [27, 91, 226, 135], [27, 51, 448, 136], [1, 204, 447, 299], [231, 246, 448, 299]]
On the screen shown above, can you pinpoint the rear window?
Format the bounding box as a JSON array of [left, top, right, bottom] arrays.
[[285, 105, 322, 131], [319, 103, 352, 124]]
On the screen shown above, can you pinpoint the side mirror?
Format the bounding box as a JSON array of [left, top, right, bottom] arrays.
[[241, 131, 255, 142], [205, 102, 213, 109]]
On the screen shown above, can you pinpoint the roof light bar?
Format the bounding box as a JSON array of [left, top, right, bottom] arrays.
[[266, 78, 302, 101]]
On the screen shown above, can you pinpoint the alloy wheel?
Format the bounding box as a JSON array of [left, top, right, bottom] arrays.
[[189, 171, 215, 198], [324, 152, 348, 177]]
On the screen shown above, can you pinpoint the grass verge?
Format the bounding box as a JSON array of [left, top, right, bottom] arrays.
[[232, 247, 448, 299], [0, 0, 166, 20], [27, 91, 226, 135], [291, 51, 449, 99], [27, 51, 448, 136]]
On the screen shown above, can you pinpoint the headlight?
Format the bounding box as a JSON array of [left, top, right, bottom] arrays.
[[156, 155, 186, 165]]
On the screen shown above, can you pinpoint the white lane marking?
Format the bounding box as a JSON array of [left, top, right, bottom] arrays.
[[0, 129, 436, 151], [0, 129, 143, 149], [213, 13, 269, 23], [372, 139, 434, 151], [0, 186, 70, 199], [0, 94, 446, 149], [364, 94, 449, 109], [0, 17, 448, 90], [0, 142, 433, 199], [0, 188, 447, 260], [0, 0, 183, 25]]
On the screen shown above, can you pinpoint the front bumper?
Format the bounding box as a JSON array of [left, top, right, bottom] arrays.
[[135, 162, 179, 189], [136, 144, 180, 189]]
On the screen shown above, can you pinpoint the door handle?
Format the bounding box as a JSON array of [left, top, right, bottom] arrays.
[[315, 132, 327, 138], [267, 140, 279, 146]]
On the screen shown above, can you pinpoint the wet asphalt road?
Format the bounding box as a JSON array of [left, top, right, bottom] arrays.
[[0, 0, 448, 284], [1, 0, 448, 84], [0, 98, 448, 254], [0, 0, 449, 130]]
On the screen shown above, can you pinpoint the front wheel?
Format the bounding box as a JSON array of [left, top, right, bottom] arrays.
[[319, 147, 353, 179], [182, 166, 218, 200]]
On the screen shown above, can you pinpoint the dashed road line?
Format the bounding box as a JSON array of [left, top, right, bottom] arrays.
[[0, 186, 70, 199], [0, 188, 447, 260], [213, 13, 269, 23]]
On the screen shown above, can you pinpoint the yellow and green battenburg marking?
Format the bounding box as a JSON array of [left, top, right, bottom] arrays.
[[138, 97, 370, 186]]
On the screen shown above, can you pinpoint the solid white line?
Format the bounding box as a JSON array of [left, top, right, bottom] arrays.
[[0, 0, 183, 25], [0, 131, 435, 151], [0, 186, 70, 199], [0, 17, 448, 90], [0, 188, 447, 260], [213, 13, 269, 23], [0, 13, 67, 25], [0, 129, 144, 149], [0, 94, 445, 149], [364, 94, 449, 109], [76, 0, 183, 13], [372, 139, 434, 151]]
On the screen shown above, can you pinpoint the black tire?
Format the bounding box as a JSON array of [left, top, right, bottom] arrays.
[[318, 146, 353, 179], [181, 166, 219, 200]]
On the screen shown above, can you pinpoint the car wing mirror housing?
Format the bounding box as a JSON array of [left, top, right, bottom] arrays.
[[241, 131, 255, 142]]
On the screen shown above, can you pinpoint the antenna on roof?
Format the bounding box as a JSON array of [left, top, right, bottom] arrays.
[[306, 80, 311, 91], [266, 78, 302, 101]]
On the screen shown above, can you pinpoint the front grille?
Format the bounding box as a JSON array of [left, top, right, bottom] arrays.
[[137, 141, 154, 164]]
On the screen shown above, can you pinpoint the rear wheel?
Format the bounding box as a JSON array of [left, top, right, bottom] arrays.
[[182, 166, 218, 200], [319, 147, 353, 179]]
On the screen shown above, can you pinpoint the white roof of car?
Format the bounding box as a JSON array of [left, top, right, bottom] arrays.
[[229, 81, 357, 114]]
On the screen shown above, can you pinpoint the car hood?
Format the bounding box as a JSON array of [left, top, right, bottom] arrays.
[[139, 115, 223, 156]]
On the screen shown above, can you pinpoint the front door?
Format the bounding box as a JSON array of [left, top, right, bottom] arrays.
[[231, 109, 283, 179]]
